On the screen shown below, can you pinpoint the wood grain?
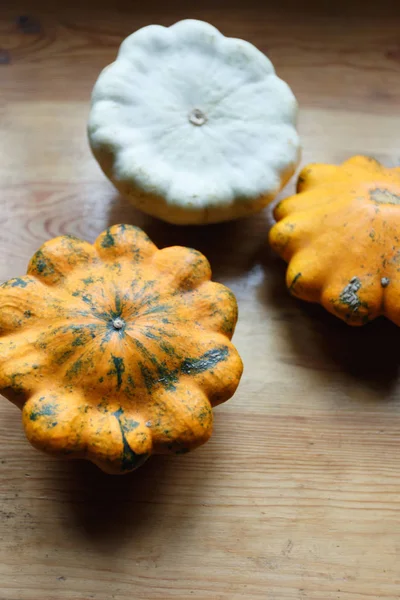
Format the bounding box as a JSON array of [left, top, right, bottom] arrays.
[[1, 1, 400, 599]]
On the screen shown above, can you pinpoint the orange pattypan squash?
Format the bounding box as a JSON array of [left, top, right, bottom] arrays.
[[0, 225, 243, 473], [269, 156, 400, 325]]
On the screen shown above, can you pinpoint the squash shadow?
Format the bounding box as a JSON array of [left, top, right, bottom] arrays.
[[259, 245, 400, 396], [64, 453, 200, 549], [106, 194, 272, 281]]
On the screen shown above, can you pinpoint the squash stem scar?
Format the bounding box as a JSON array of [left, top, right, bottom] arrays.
[[112, 317, 124, 330], [188, 108, 207, 126]]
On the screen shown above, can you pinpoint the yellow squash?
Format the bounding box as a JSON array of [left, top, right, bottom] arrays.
[[0, 225, 243, 473], [269, 156, 400, 325]]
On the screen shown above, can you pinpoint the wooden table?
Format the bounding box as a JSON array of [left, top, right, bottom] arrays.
[[1, 2, 400, 598]]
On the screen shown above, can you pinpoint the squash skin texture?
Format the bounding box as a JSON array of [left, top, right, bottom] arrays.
[[88, 19, 300, 225], [0, 225, 243, 473], [269, 156, 400, 326]]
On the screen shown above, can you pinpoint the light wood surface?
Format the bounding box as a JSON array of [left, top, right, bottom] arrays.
[[2, 2, 400, 599]]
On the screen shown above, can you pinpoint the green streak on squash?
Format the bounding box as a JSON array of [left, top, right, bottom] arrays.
[[181, 346, 229, 375], [113, 408, 148, 471], [101, 229, 115, 248]]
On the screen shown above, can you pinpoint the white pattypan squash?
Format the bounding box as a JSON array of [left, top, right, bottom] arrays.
[[88, 19, 300, 225]]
